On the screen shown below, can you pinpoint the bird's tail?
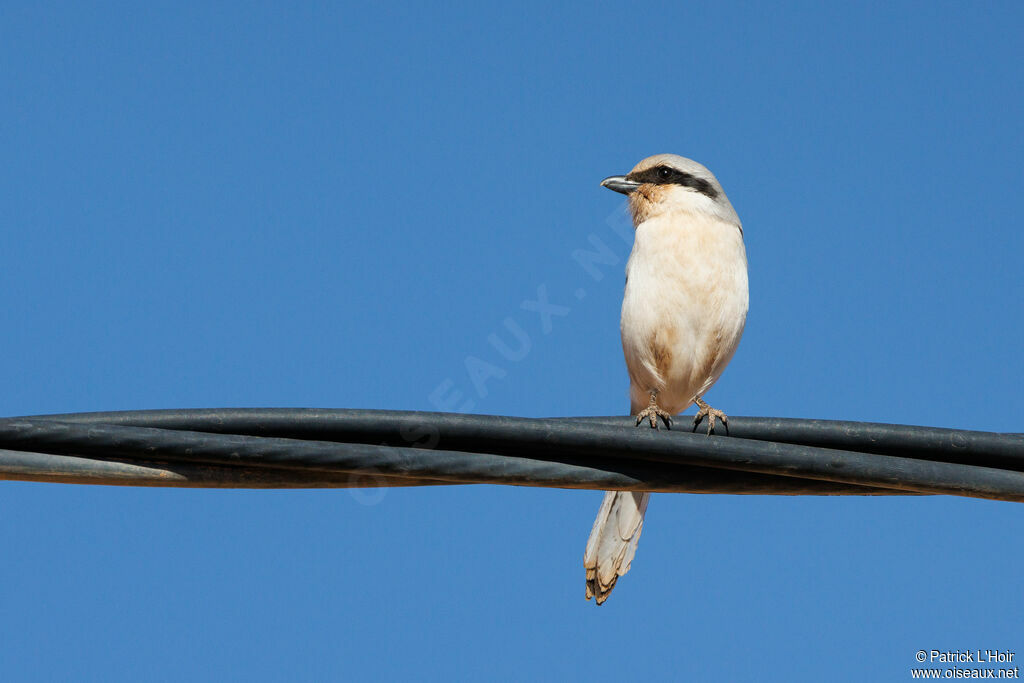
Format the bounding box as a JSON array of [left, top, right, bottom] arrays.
[[583, 490, 650, 605]]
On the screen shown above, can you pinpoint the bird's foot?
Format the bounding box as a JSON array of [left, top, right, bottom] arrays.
[[635, 392, 673, 429], [692, 397, 728, 435]]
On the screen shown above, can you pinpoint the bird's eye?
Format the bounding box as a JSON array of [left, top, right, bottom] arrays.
[[657, 167, 672, 180]]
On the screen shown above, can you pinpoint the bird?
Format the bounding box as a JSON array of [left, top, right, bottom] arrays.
[[583, 154, 749, 604]]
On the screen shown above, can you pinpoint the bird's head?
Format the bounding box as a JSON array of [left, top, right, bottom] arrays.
[[601, 154, 740, 229]]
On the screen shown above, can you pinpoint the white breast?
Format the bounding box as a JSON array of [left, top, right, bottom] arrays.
[[620, 211, 749, 415]]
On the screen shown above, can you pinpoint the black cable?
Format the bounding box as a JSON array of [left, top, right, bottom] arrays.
[[580, 416, 1024, 471], [0, 410, 1021, 501], [0, 418, 899, 495], [0, 448, 446, 489], [33, 409, 1024, 473]]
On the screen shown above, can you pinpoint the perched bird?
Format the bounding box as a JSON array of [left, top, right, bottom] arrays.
[[584, 154, 749, 604]]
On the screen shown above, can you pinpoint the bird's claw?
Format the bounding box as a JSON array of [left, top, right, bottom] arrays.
[[635, 394, 672, 429], [692, 398, 728, 435]]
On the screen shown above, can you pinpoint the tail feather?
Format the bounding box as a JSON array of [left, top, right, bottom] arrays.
[[583, 490, 650, 604]]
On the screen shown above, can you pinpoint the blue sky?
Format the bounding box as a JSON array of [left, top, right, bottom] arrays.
[[2, 2, 1022, 680]]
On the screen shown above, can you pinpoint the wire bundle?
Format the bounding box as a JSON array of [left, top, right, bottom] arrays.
[[0, 409, 1022, 502]]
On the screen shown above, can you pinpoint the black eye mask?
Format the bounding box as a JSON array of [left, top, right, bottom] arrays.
[[626, 165, 719, 200]]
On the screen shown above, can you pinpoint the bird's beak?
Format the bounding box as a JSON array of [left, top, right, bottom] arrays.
[[601, 175, 641, 195]]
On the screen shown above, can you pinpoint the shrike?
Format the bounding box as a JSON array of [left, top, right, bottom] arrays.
[[584, 154, 749, 604]]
